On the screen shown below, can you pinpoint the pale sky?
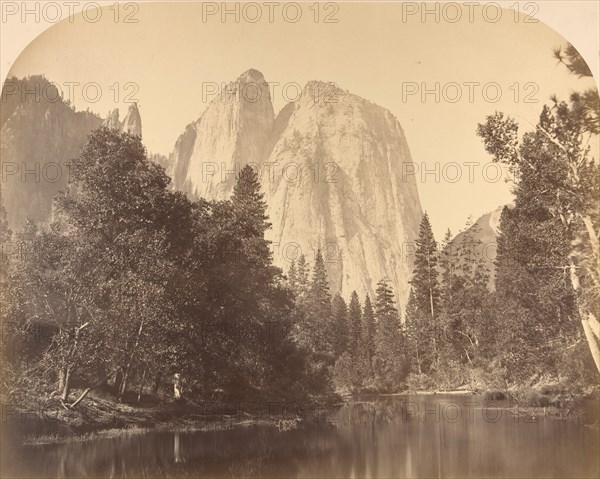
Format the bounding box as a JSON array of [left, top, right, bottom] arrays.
[[6, 2, 599, 239]]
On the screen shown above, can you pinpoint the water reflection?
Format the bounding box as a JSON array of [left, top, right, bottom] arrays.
[[3, 395, 599, 478]]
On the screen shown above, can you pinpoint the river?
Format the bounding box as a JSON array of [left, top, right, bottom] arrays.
[[3, 394, 599, 478]]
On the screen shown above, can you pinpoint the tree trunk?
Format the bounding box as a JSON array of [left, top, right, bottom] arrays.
[[57, 321, 88, 402], [581, 310, 599, 340], [60, 368, 71, 401], [119, 371, 129, 399], [464, 348, 472, 364], [152, 371, 162, 395], [577, 310, 600, 375], [582, 316, 600, 374], [114, 370, 124, 393], [119, 318, 145, 400], [580, 312, 600, 373], [65, 369, 118, 409], [429, 288, 439, 369], [137, 366, 147, 403], [58, 368, 66, 392], [569, 256, 600, 375], [69, 388, 91, 409], [581, 215, 600, 273]]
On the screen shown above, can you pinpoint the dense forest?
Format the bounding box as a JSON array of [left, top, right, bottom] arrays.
[[0, 44, 598, 421]]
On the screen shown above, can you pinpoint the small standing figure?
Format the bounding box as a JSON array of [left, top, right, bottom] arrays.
[[173, 373, 182, 399]]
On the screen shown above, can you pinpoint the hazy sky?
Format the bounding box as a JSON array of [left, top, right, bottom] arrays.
[[7, 2, 599, 239]]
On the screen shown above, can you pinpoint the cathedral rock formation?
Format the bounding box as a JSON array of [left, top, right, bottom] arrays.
[[167, 70, 423, 307]]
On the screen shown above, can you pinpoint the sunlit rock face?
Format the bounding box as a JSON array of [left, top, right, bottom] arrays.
[[167, 69, 274, 200], [121, 103, 142, 137], [103, 103, 142, 137], [169, 70, 423, 306], [450, 205, 508, 291]]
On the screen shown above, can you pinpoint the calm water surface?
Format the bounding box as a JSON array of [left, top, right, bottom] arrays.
[[3, 394, 599, 478]]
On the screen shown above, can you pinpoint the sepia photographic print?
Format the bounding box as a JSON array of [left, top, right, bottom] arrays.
[[0, 1, 599, 478]]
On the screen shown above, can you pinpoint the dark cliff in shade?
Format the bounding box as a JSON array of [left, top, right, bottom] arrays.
[[1, 77, 142, 229], [1, 76, 103, 227]]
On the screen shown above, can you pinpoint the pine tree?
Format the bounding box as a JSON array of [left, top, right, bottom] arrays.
[[375, 279, 397, 317], [307, 248, 333, 356], [295, 254, 310, 298], [488, 201, 572, 378], [347, 291, 362, 359], [494, 207, 520, 301], [372, 279, 406, 390], [436, 228, 458, 365], [287, 260, 297, 292], [412, 213, 440, 317], [553, 43, 598, 134], [439, 228, 457, 305], [0, 206, 12, 276], [229, 161, 282, 294], [405, 288, 426, 374], [232, 164, 271, 238], [409, 213, 441, 370], [309, 248, 332, 307], [362, 294, 376, 368], [489, 206, 535, 371], [332, 294, 349, 358]]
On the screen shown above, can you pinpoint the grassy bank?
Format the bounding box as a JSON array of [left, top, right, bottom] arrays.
[[3, 388, 341, 447], [7, 381, 598, 447], [403, 376, 600, 425]]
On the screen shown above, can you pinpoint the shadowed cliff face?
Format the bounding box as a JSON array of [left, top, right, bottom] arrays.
[[1, 76, 104, 228], [168, 70, 424, 305], [1, 77, 142, 229]]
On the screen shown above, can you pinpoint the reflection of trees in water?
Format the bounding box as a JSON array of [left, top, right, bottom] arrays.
[[36, 428, 313, 477], [11, 400, 403, 478], [333, 399, 409, 478], [338, 397, 408, 425], [174, 432, 184, 463], [11, 397, 600, 478]]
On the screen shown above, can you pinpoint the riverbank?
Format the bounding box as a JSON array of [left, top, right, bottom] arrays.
[[399, 384, 600, 425], [6, 383, 598, 447], [21, 417, 302, 446], [6, 392, 598, 479], [3, 389, 341, 447]]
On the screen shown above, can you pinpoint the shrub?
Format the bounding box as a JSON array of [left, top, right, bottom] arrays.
[[405, 373, 435, 392], [333, 353, 360, 392]]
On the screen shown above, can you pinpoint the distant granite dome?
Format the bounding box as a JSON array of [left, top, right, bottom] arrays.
[[450, 205, 509, 291], [168, 69, 424, 307]]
